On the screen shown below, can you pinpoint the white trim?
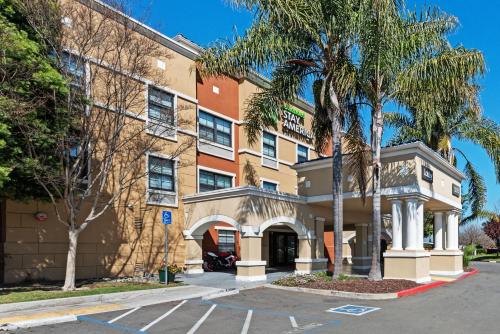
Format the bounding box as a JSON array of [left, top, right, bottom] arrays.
[[235, 274, 267, 282], [184, 259, 204, 265], [383, 250, 431, 258], [197, 166, 236, 194], [383, 276, 432, 283], [198, 105, 238, 123], [145, 153, 179, 207], [260, 177, 280, 191], [183, 214, 241, 238], [352, 256, 372, 260], [430, 250, 463, 256], [258, 216, 313, 239], [214, 226, 238, 231], [236, 261, 266, 266], [430, 270, 464, 276], [261, 130, 279, 170], [197, 107, 235, 161], [145, 84, 178, 141], [294, 258, 328, 263]]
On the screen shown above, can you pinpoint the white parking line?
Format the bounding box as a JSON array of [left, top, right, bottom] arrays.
[[241, 310, 253, 334], [289, 316, 298, 328], [186, 304, 217, 334], [139, 300, 187, 332], [108, 307, 141, 324]]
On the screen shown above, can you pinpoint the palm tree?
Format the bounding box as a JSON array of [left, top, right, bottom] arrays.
[[355, 1, 485, 280], [195, 0, 368, 278]]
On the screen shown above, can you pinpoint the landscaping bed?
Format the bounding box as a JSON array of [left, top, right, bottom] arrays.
[[0, 281, 181, 304], [273, 272, 419, 294]]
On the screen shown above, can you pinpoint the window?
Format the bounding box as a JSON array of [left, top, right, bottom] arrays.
[[61, 52, 85, 89], [262, 181, 278, 191], [69, 143, 89, 188], [148, 156, 174, 192], [262, 132, 276, 158], [199, 111, 232, 147], [148, 87, 174, 125], [218, 230, 235, 253], [297, 144, 308, 163], [199, 170, 232, 192]]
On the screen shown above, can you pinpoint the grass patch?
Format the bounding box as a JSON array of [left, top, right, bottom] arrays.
[[471, 254, 500, 262], [0, 281, 182, 305]]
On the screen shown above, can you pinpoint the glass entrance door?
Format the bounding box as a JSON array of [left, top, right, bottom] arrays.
[[270, 232, 297, 266]]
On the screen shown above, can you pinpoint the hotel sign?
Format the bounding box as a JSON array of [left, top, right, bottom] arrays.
[[282, 105, 313, 141], [421, 165, 433, 183], [452, 184, 461, 197]]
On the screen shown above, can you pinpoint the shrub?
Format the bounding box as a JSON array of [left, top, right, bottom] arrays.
[[463, 244, 475, 268]]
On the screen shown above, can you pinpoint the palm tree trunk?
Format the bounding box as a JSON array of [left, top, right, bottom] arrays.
[[62, 228, 79, 291], [369, 103, 383, 281], [331, 110, 344, 278]]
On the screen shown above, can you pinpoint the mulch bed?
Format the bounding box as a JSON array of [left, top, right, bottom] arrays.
[[274, 274, 419, 293]]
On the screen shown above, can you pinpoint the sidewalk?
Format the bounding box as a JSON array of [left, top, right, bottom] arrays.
[[0, 285, 223, 331]]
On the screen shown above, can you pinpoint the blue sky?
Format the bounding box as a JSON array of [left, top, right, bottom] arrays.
[[131, 0, 499, 213]]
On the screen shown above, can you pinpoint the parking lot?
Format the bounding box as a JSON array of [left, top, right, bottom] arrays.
[[14, 262, 499, 334]]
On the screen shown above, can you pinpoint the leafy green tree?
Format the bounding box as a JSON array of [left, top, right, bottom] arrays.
[[355, 1, 484, 280], [196, 0, 368, 277], [0, 0, 68, 199]]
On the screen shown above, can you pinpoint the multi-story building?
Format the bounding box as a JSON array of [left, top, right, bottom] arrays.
[[0, 0, 464, 284]]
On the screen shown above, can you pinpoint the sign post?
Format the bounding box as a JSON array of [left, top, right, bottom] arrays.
[[162, 210, 172, 284]]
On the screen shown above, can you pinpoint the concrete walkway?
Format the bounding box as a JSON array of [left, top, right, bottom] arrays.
[[177, 269, 293, 290]]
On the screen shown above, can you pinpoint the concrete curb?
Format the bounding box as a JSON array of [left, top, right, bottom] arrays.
[[202, 289, 240, 300], [0, 285, 196, 313], [0, 315, 77, 331], [264, 284, 399, 300]]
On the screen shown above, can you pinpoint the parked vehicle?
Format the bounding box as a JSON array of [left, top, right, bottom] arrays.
[[203, 251, 238, 271]]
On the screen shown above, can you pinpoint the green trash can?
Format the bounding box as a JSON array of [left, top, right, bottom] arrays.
[[159, 270, 175, 283]]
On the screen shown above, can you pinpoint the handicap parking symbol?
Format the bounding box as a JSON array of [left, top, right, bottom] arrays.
[[326, 304, 380, 316]]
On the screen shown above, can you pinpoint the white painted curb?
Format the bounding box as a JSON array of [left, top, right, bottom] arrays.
[[265, 284, 398, 300], [0, 315, 77, 331]]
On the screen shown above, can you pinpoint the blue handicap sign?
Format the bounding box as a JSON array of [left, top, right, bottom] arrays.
[[162, 210, 172, 225], [326, 305, 380, 316]]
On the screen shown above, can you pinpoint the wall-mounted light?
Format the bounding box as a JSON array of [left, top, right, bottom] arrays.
[[34, 211, 48, 222]]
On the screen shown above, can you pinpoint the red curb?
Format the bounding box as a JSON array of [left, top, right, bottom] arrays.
[[396, 268, 479, 298], [397, 280, 446, 298]]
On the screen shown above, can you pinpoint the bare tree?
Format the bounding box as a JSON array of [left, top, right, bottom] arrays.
[[459, 224, 495, 249], [16, 0, 195, 290]]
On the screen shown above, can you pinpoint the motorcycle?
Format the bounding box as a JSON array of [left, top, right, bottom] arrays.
[[203, 251, 238, 271]]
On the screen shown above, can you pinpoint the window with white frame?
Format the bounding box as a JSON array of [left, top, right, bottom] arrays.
[[148, 87, 174, 126], [297, 144, 308, 163], [218, 230, 235, 253], [262, 132, 276, 159], [61, 52, 85, 89], [199, 170, 232, 192], [148, 156, 175, 192], [199, 111, 232, 147], [262, 180, 278, 191]]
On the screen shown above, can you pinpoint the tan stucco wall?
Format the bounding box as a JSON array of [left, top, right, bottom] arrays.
[[416, 156, 462, 204], [430, 253, 463, 273], [384, 255, 430, 281]]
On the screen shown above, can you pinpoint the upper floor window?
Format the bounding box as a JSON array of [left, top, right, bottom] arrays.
[[199, 170, 232, 192], [61, 52, 85, 89], [148, 87, 174, 125], [199, 111, 232, 147], [297, 144, 308, 163], [148, 156, 174, 192], [262, 132, 276, 159], [262, 181, 278, 191]]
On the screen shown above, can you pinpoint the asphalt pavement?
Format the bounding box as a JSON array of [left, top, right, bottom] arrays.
[[12, 261, 499, 334]]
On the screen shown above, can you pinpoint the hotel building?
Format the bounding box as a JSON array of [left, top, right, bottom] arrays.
[[0, 0, 463, 284]]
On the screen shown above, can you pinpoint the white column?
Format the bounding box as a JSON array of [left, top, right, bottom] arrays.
[[453, 211, 460, 249], [405, 198, 418, 250], [433, 212, 444, 250], [391, 200, 403, 250], [416, 200, 425, 250], [446, 211, 458, 250]]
